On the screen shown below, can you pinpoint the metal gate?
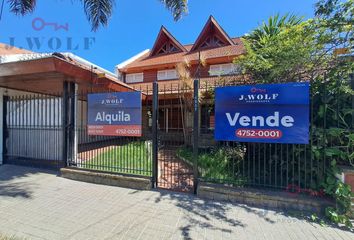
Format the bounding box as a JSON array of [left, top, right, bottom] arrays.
[[153, 82, 196, 193], [3, 93, 64, 169]]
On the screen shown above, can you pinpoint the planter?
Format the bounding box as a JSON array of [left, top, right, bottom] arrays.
[[338, 165, 354, 191], [197, 182, 335, 214], [60, 168, 152, 190]]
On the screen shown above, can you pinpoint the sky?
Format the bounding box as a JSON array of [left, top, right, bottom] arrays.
[[0, 0, 318, 72]]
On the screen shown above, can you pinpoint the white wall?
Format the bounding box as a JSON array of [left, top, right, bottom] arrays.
[[0, 89, 4, 164]]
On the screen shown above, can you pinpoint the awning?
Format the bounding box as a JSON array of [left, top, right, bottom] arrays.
[[0, 55, 135, 95]]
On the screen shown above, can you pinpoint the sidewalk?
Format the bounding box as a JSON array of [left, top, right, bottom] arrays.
[[0, 165, 353, 240]]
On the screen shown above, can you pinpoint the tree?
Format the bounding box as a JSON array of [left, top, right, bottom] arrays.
[[235, 16, 324, 83], [245, 13, 303, 51], [3, 0, 189, 31], [236, 0, 353, 83]]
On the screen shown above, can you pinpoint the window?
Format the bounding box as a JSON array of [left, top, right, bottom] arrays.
[[157, 69, 178, 81], [126, 73, 143, 83], [200, 35, 226, 49], [209, 63, 240, 76], [157, 42, 180, 55]]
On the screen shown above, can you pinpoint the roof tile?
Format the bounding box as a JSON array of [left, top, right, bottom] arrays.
[[0, 43, 32, 55], [121, 38, 245, 71]]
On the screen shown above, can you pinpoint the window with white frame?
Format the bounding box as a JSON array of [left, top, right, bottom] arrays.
[[125, 73, 144, 83], [157, 69, 178, 81], [209, 63, 240, 76]]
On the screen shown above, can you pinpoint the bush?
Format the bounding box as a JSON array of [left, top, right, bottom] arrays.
[[177, 145, 247, 186]]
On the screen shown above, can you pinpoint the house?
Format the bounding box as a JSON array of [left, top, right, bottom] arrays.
[[116, 16, 246, 136], [0, 43, 32, 55], [0, 45, 134, 168]]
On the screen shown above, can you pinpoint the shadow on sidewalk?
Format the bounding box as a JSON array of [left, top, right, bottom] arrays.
[[0, 164, 57, 199], [137, 189, 354, 238], [147, 189, 245, 238]]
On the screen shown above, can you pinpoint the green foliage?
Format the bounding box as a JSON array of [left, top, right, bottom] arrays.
[[82, 0, 114, 31], [323, 172, 353, 228], [235, 0, 353, 83], [5, 0, 188, 31], [315, 0, 353, 49], [233, 0, 354, 228], [177, 146, 247, 186], [7, 0, 36, 15], [236, 19, 325, 83], [245, 13, 303, 51], [312, 77, 353, 228], [160, 0, 188, 21]]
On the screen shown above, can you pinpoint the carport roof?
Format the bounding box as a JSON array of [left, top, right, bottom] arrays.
[[0, 53, 135, 95]]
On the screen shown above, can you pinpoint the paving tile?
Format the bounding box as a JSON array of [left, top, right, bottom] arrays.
[[0, 165, 353, 240]]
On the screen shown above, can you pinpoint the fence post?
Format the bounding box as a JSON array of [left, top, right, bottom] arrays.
[[1, 95, 8, 165], [351, 73, 354, 129], [68, 82, 77, 166], [152, 82, 159, 188], [62, 81, 69, 167], [193, 79, 199, 194]]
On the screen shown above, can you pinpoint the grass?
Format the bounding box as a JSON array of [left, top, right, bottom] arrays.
[[83, 141, 152, 176], [0, 234, 23, 240], [177, 147, 247, 186]]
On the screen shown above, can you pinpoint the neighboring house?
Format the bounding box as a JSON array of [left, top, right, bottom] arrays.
[[0, 43, 33, 55], [0, 45, 133, 165], [116, 16, 246, 135]]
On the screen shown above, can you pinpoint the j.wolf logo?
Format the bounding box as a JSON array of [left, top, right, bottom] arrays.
[[6, 17, 95, 51], [101, 94, 124, 105], [238, 87, 279, 103], [32, 17, 69, 31]]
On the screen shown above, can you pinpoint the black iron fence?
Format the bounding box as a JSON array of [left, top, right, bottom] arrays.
[[3, 75, 352, 193], [68, 88, 154, 177], [190, 76, 354, 191]]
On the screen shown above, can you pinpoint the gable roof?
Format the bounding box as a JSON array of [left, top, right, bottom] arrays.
[[0, 43, 33, 55], [150, 26, 187, 56], [120, 38, 245, 72], [190, 16, 235, 52], [118, 16, 245, 72]]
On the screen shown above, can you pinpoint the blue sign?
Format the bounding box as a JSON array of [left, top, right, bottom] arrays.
[[87, 92, 142, 136], [215, 82, 310, 144]]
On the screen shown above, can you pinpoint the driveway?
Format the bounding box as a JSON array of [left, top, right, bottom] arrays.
[[0, 164, 353, 240]]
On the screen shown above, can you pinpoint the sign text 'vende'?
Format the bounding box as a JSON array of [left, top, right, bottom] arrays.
[[215, 82, 310, 144]]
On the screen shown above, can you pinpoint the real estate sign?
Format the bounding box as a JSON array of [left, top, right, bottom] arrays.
[[215, 82, 309, 144], [87, 92, 142, 137]]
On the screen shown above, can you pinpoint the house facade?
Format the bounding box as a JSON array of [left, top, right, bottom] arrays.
[[116, 16, 246, 136], [116, 16, 245, 88]]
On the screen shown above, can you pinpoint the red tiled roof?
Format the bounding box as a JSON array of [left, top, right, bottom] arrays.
[[121, 38, 245, 72], [0, 43, 32, 55]]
